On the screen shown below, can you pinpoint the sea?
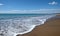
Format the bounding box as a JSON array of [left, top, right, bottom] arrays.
[[0, 14, 56, 36]]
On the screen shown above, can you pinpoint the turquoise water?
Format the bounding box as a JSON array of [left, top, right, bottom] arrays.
[[0, 14, 55, 16], [0, 14, 56, 19]]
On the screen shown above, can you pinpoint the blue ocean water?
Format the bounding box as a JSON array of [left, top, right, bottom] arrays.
[[0, 14, 56, 19], [0, 14, 56, 36]]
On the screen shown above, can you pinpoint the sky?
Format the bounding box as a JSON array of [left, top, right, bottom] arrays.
[[0, 0, 60, 14]]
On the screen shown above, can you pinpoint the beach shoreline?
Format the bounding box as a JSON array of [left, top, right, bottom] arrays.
[[17, 14, 60, 36]]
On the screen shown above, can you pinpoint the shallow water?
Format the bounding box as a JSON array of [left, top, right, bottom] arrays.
[[0, 14, 56, 36]]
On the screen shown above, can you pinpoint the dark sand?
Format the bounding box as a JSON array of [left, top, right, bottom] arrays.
[[17, 15, 60, 36]]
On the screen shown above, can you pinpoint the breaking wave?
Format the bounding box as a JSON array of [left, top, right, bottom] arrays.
[[0, 15, 55, 36]]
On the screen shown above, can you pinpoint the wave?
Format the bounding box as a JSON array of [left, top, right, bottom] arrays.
[[0, 15, 56, 36]]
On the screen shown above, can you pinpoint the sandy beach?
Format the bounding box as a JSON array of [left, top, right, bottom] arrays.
[[17, 15, 60, 36]]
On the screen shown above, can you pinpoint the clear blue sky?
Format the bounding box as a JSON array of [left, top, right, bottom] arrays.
[[0, 0, 60, 13]]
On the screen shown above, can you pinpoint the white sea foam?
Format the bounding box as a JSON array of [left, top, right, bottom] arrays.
[[0, 15, 55, 36]]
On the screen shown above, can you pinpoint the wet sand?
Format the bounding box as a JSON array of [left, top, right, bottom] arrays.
[[18, 15, 60, 36]]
